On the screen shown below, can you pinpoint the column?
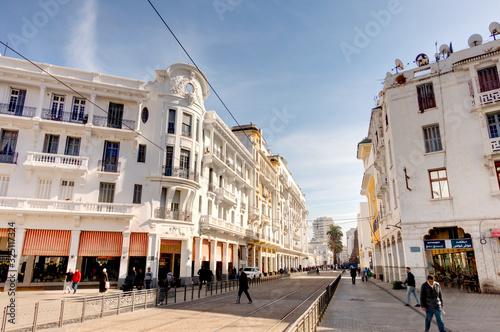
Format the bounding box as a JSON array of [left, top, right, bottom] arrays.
[[263, 249, 268, 275], [67, 229, 81, 272], [181, 239, 192, 285], [251, 245, 256, 267], [210, 240, 217, 273], [88, 93, 96, 123], [118, 232, 131, 287], [257, 247, 263, 271], [232, 244, 239, 270], [222, 242, 228, 281], [148, 233, 159, 288], [393, 238, 402, 281], [193, 237, 202, 283], [36, 85, 46, 118]]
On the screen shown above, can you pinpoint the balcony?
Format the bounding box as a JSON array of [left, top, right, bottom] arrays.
[[162, 166, 199, 182], [154, 207, 192, 222], [24, 152, 89, 170], [41, 108, 87, 124], [200, 215, 246, 237], [216, 187, 236, 206], [488, 137, 500, 154], [92, 115, 135, 130], [181, 130, 192, 138], [0, 152, 18, 164], [245, 229, 259, 241], [0, 197, 133, 215], [469, 78, 500, 108], [0, 103, 36, 118], [249, 206, 260, 221], [261, 214, 270, 225], [240, 201, 246, 211], [98, 160, 121, 173]]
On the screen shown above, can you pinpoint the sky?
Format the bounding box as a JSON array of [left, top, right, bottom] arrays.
[[1, 0, 500, 241]]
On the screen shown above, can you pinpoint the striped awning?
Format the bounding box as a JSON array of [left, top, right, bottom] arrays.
[[0, 228, 9, 237], [22, 229, 71, 256], [129, 233, 148, 257], [78, 231, 123, 257]]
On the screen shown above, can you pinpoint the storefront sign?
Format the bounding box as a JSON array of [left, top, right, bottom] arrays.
[[492, 229, 500, 238], [451, 239, 473, 249], [97, 257, 108, 264], [424, 240, 446, 249]]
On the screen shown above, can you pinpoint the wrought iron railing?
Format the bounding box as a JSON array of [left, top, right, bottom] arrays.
[[41, 108, 87, 123], [0, 103, 36, 118], [97, 160, 121, 173], [0, 152, 18, 164], [154, 207, 192, 221], [162, 166, 199, 182], [92, 115, 135, 130]]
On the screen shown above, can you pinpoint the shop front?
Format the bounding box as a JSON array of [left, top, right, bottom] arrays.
[[128, 233, 148, 278], [158, 239, 181, 284], [0, 229, 11, 283], [78, 231, 123, 282]]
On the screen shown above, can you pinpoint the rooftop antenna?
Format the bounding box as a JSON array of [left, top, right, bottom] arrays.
[[489, 21, 500, 40], [468, 34, 483, 47], [439, 44, 450, 59], [2, 42, 7, 57], [393, 59, 404, 73]]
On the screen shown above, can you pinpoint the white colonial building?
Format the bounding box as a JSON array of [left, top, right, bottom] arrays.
[[357, 33, 500, 293], [0, 56, 309, 289]]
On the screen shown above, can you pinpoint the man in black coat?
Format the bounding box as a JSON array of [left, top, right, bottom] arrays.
[[236, 268, 252, 304], [404, 267, 421, 307], [350, 267, 357, 284], [420, 275, 445, 332]]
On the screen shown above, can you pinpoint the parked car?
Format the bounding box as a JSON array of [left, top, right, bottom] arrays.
[[242, 267, 261, 279]]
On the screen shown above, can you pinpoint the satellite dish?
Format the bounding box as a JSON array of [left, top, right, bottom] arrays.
[[415, 53, 429, 67], [490, 21, 500, 39], [468, 34, 483, 47], [395, 59, 404, 71], [439, 44, 450, 56]]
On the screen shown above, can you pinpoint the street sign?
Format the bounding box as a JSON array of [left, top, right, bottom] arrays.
[[492, 229, 500, 238], [424, 240, 445, 249], [451, 239, 473, 249]]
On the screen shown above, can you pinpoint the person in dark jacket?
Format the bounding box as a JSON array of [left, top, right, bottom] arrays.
[[64, 269, 73, 294], [420, 275, 445, 332], [136, 268, 144, 290], [99, 268, 109, 293], [236, 268, 252, 304], [404, 267, 421, 307], [350, 267, 357, 284]]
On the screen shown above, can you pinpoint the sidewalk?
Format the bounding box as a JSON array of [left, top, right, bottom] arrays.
[[318, 274, 499, 332]]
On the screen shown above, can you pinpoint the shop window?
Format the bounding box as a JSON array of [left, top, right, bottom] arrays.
[[81, 257, 120, 281], [429, 169, 450, 199], [31, 256, 68, 282]]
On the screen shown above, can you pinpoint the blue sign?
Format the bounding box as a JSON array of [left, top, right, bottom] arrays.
[[424, 240, 445, 250], [451, 239, 473, 249]]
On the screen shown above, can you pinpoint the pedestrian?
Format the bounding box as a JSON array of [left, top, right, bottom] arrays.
[[198, 266, 205, 289], [136, 268, 144, 290], [166, 271, 174, 289], [361, 268, 365, 282], [99, 268, 109, 293], [235, 268, 252, 304], [145, 267, 153, 289], [71, 268, 81, 293], [350, 267, 357, 284], [316, 267, 320, 275], [64, 269, 73, 294], [366, 268, 372, 281], [207, 268, 214, 284], [129, 267, 137, 290], [420, 275, 445, 332], [357, 267, 361, 277], [404, 267, 421, 307]]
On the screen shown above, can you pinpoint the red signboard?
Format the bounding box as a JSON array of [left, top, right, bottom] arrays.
[[492, 229, 500, 238]]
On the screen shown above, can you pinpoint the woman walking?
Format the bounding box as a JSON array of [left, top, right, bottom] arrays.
[[99, 268, 109, 293]]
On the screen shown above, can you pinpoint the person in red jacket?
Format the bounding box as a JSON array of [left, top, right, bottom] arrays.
[[71, 268, 82, 293]]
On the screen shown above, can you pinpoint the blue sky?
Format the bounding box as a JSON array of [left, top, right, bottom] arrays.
[[2, 0, 500, 239]]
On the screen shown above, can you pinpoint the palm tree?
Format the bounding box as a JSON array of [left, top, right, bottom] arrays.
[[327, 225, 343, 265]]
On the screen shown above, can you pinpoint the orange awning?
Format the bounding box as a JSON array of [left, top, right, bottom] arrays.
[[0, 228, 9, 237], [23, 229, 71, 256], [78, 231, 123, 257], [129, 233, 148, 257]]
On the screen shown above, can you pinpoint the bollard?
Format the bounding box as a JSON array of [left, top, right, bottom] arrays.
[[100, 294, 105, 318], [191, 284, 194, 300], [156, 288, 160, 307], [145, 290, 148, 309], [132, 291, 136, 312], [117, 293, 122, 314], [58, 299, 65, 328], [33, 302, 39, 332], [174, 286, 177, 303], [81, 297, 87, 323], [184, 285, 187, 302], [1, 306, 7, 332]]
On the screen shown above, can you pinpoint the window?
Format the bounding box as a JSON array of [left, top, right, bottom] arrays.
[[107, 102, 124, 129], [487, 111, 500, 138], [102, 141, 120, 172], [8, 88, 26, 115], [196, 119, 200, 141], [199, 195, 202, 213], [168, 109, 176, 134], [165, 146, 173, 176], [478, 66, 500, 92], [180, 149, 190, 178], [65, 137, 81, 156], [98, 182, 115, 203], [417, 83, 436, 111], [137, 144, 146, 163], [182, 113, 192, 137], [423, 125, 443, 153], [0, 175, 10, 196], [141, 107, 149, 123], [133, 184, 142, 204], [0, 130, 18, 164], [36, 178, 52, 199], [388, 140, 393, 165], [71, 97, 85, 122], [496, 161, 500, 190], [429, 169, 450, 199], [43, 134, 59, 154], [59, 180, 74, 200], [51, 94, 65, 119]]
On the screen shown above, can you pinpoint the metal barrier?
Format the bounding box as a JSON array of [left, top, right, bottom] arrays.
[[1, 273, 289, 332], [285, 273, 342, 332]]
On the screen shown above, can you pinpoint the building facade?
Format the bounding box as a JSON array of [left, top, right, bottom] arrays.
[[311, 216, 334, 243], [0, 56, 309, 289], [357, 35, 500, 292]]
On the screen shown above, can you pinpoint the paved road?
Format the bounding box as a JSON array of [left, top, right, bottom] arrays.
[[48, 271, 340, 332]]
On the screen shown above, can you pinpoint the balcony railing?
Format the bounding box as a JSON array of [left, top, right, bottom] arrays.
[[0, 198, 133, 214], [181, 130, 192, 138], [154, 207, 192, 221], [217, 187, 236, 202], [25, 152, 88, 168], [92, 115, 135, 130], [489, 138, 500, 153], [0, 152, 18, 164], [0, 103, 36, 118], [97, 160, 121, 173], [208, 183, 217, 193], [469, 78, 500, 107], [162, 166, 199, 182], [200, 215, 245, 235], [41, 108, 87, 124]]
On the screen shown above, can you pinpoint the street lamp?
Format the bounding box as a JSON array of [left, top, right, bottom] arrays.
[[385, 221, 402, 230]]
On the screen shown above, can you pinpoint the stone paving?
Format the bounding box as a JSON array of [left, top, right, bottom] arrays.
[[318, 273, 499, 332]]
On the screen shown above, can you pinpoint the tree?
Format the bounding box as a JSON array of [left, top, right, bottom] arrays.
[[327, 225, 343, 265]]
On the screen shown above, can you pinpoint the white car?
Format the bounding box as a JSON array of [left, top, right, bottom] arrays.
[[242, 267, 261, 279]]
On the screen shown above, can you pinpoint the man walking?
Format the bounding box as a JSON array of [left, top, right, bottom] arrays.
[[236, 268, 252, 304], [71, 268, 81, 293], [420, 275, 445, 332], [64, 269, 73, 294], [350, 267, 357, 284], [145, 267, 152, 289], [404, 267, 421, 307]]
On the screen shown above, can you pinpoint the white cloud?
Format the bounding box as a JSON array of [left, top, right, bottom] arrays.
[[65, 0, 100, 72]]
